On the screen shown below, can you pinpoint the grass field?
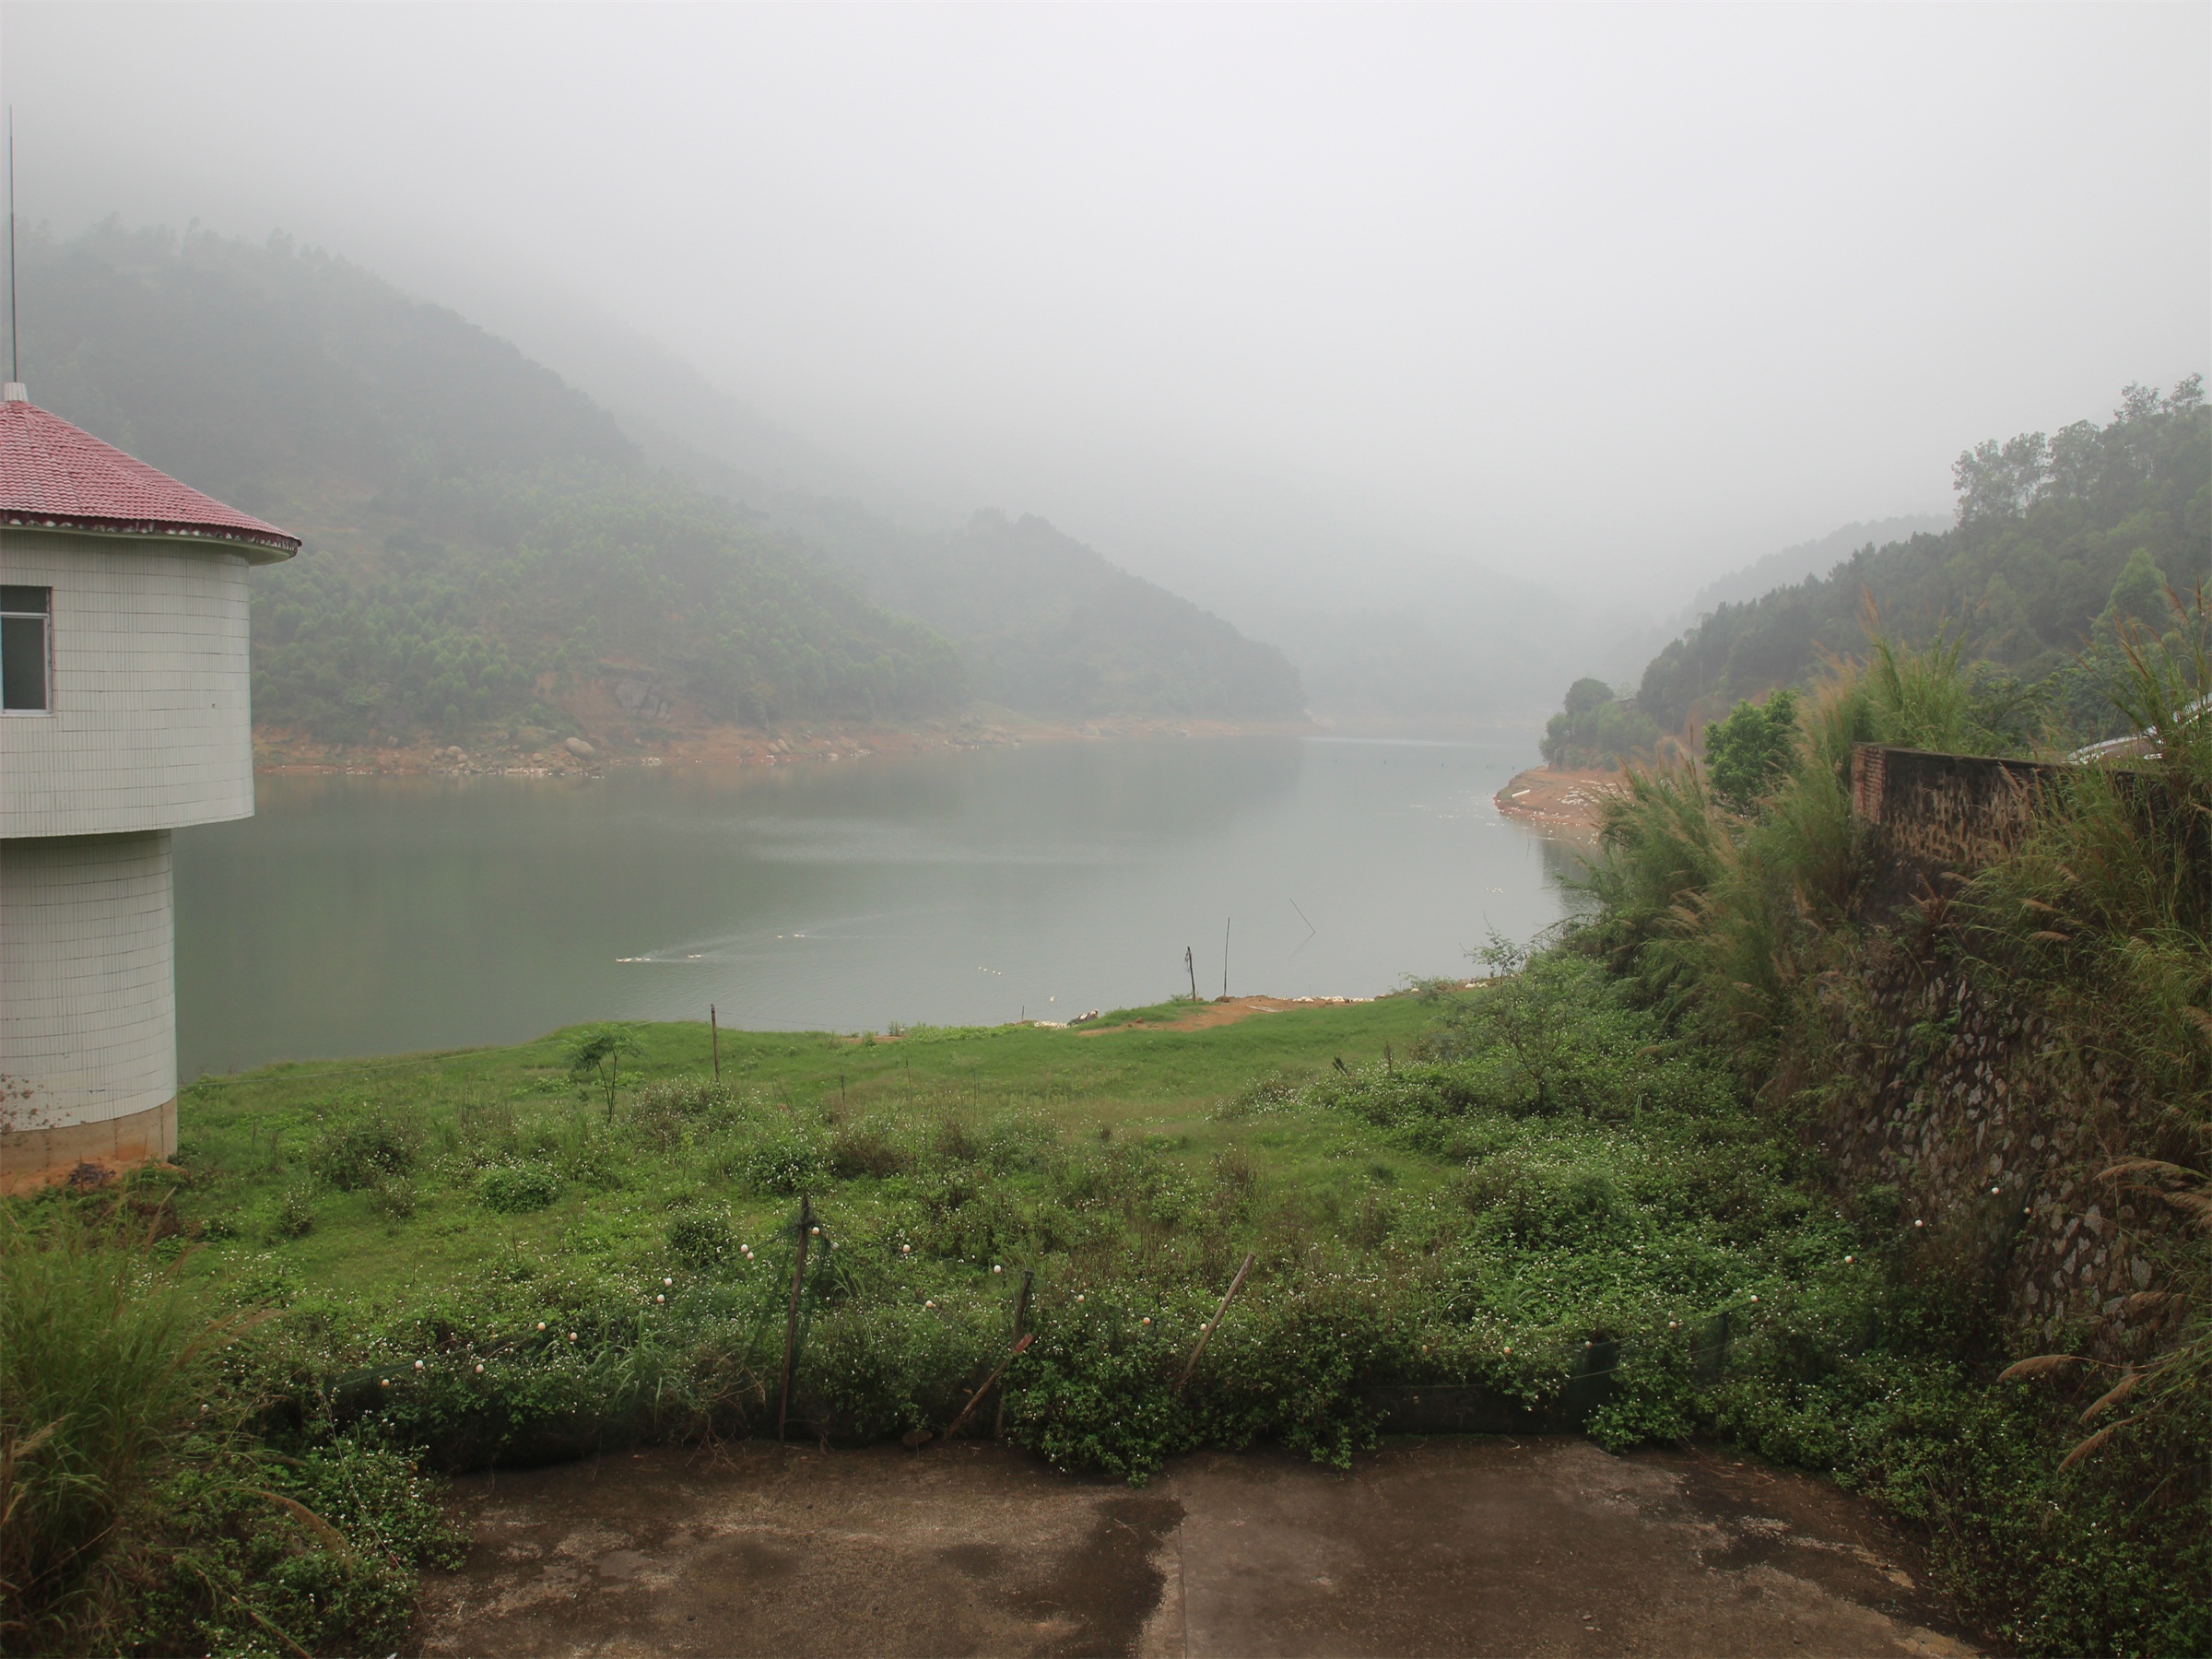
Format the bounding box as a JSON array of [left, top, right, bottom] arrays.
[[167, 994, 1441, 1303], [10, 961, 2201, 1655]]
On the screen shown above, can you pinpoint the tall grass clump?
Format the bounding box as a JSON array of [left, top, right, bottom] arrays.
[[1969, 594, 2212, 1483], [1968, 591, 2211, 1146], [0, 1208, 236, 1644], [1577, 594, 2212, 1650], [1582, 621, 2018, 1071]]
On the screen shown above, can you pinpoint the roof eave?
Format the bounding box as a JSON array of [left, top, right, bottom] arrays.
[[0, 514, 300, 565]]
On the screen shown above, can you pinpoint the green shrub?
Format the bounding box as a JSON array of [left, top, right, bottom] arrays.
[[1703, 687, 1797, 812], [667, 1206, 735, 1269], [369, 1173, 418, 1220], [736, 1130, 828, 1196], [116, 1432, 465, 1659], [828, 1124, 912, 1180], [271, 1186, 315, 1239], [309, 1113, 419, 1191], [479, 1162, 560, 1214]]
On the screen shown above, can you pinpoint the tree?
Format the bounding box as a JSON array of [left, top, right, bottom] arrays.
[[1703, 687, 1798, 813], [565, 1024, 645, 1119], [1541, 679, 1660, 768]]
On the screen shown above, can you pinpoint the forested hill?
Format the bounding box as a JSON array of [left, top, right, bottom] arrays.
[[19, 224, 960, 741], [1543, 380, 2209, 764], [560, 341, 1308, 722], [18, 224, 1302, 742]]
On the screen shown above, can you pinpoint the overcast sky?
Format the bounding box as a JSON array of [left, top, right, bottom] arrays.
[[3, 4, 2206, 606]]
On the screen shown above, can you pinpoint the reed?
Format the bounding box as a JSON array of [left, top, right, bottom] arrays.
[[0, 1207, 240, 1644]]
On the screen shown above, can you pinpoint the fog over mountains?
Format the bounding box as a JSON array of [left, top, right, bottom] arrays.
[[18, 218, 1980, 742]]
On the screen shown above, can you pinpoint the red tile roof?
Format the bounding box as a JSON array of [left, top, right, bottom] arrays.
[[0, 396, 300, 557]]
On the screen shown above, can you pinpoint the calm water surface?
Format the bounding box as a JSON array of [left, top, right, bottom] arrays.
[[172, 736, 1582, 1077]]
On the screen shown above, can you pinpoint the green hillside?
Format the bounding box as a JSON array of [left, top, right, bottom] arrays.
[[1549, 380, 2209, 759], [18, 225, 961, 740]]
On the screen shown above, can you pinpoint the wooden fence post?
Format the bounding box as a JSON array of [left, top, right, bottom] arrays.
[[777, 1195, 812, 1441], [710, 1005, 721, 1084]]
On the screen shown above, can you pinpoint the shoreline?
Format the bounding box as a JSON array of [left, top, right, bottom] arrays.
[[253, 711, 1323, 779], [1492, 764, 1623, 831]]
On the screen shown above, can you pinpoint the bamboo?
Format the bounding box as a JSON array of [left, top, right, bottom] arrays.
[[1177, 1252, 1256, 1392], [943, 1334, 1034, 1442], [994, 1268, 1034, 1440]]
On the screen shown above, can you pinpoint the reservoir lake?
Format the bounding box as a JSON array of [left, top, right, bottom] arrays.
[[172, 735, 1583, 1078]]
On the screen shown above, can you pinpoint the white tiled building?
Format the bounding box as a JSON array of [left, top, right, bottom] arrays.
[[0, 384, 297, 1189]]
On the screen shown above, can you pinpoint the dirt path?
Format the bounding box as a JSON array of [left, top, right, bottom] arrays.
[[414, 1440, 1978, 1657], [1087, 995, 1372, 1034]]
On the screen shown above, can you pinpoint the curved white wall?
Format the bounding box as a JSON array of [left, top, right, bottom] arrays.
[[0, 529, 255, 836], [0, 831, 176, 1135]]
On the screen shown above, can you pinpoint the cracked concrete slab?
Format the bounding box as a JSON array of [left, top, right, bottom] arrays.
[[414, 1439, 1979, 1657]]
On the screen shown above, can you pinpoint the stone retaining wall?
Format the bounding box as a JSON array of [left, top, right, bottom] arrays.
[[1815, 939, 2169, 1362], [1824, 745, 2190, 1361]]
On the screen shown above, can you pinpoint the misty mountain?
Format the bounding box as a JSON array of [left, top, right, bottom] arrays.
[[1550, 381, 2208, 755], [21, 223, 964, 739], [392, 267, 1307, 723], [18, 224, 1300, 737], [783, 505, 1306, 720], [1678, 515, 1952, 620]]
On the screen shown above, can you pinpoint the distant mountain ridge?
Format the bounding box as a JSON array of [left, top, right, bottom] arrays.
[[18, 223, 1301, 736], [1678, 515, 1952, 622]]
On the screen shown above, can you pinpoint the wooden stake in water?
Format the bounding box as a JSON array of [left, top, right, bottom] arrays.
[[777, 1195, 813, 1441], [1177, 1251, 1256, 1393], [710, 1004, 721, 1084], [994, 1268, 1034, 1440]]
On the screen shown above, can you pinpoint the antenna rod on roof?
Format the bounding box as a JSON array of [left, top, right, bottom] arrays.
[[6, 107, 16, 387]]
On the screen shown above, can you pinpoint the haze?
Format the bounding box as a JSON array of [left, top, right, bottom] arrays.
[[3, 3, 2206, 612]]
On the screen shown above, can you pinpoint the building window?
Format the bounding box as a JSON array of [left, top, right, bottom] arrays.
[[1, 585, 51, 712]]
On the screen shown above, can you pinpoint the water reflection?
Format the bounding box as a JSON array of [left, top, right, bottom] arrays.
[[174, 736, 1571, 1075]]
